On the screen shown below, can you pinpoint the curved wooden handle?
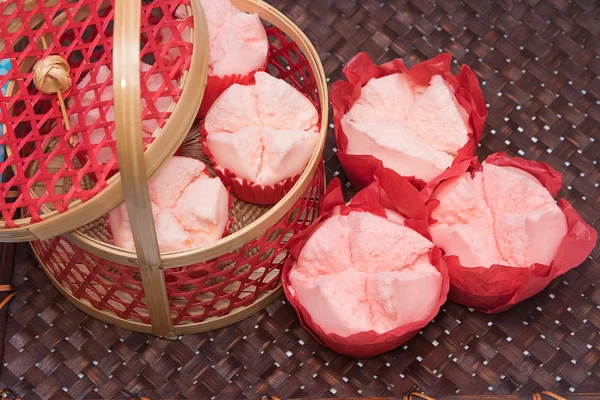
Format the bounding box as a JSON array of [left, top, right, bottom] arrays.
[[113, 0, 173, 338], [113, 0, 208, 262], [113, 0, 159, 269]]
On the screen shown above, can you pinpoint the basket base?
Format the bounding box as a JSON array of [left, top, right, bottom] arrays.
[[31, 244, 283, 337]]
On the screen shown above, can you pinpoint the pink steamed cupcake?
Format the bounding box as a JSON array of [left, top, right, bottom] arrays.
[[283, 171, 449, 358], [196, 0, 268, 118], [108, 156, 230, 252], [425, 153, 597, 313], [202, 72, 319, 205], [331, 52, 487, 190]]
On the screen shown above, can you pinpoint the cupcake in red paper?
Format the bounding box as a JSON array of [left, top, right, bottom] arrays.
[[331, 52, 487, 190], [426, 153, 597, 313], [283, 170, 449, 358], [190, 0, 269, 118], [108, 156, 231, 252], [202, 71, 319, 205]]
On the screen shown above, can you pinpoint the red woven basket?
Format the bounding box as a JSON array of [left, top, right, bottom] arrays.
[[26, 0, 329, 337], [0, 0, 208, 242]]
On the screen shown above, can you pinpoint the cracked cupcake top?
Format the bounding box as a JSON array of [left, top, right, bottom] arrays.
[[204, 72, 319, 186], [430, 163, 568, 268], [199, 0, 268, 77], [342, 73, 471, 182], [288, 211, 443, 337], [109, 157, 229, 252]]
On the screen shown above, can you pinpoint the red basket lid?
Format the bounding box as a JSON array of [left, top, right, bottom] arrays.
[[0, 0, 208, 241]]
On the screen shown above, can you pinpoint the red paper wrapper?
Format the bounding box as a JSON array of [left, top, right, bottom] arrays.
[[282, 170, 450, 358], [197, 60, 268, 119], [200, 125, 298, 205], [330, 52, 488, 190], [424, 152, 598, 314]]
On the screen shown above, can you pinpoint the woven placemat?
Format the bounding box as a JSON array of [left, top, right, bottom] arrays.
[[1, 0, 599, 399]]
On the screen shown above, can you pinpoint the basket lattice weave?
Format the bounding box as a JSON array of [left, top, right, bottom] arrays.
[[0, 0, 193, 228], [28, 21, 325, 329], [1, 0, 600, 399]]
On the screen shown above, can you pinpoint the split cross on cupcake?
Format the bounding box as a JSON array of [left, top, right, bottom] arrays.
[[107, 0, 322, 252], [1, 0, 330, 339]]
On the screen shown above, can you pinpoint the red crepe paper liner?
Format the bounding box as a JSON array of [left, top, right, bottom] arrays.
[[174, 145, 183, 157], [282, 171, 450, 358], [330, 52, 488, 190], [423, 152, 597, 314], [200, 125, 298, 205], [197, 59, 269, 119], [216, 169, 236, 241]]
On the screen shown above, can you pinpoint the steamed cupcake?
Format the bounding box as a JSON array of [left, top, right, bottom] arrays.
[[430, 162, 568, 269], [331, 52, 486, 189], [108, 156, 230, 252], [343, 74, 469, 183], [289, 211, 443, 338], [283, 173, 449, 358], [426, 153, 597, 313], [202, 71, 319, 204], [195, 0, 269, 117]]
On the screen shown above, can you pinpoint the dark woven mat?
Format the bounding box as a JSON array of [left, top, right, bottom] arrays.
[[1, 0, 600, 399]]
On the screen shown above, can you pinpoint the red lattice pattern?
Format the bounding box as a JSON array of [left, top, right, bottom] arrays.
[[0, 0, 193, 227], [264, 24, 320, 112], [167, 169, 323, 324], [31, 236, 150, 323], [31, 167, 324, 325], [30, 21, 326, 327]]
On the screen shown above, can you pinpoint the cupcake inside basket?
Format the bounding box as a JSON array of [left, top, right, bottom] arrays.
[[65, 18, 323, 266], [35, 12, 323, 254], [30, 16, 325, 325]]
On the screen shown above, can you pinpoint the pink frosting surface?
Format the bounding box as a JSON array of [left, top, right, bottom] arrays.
[[430, 163, 568, 268], [69, 63, 178, 164], [342, 73, 470, 182], [199, 0, 268, 77], [108, 156, 229, 252], [289, 212, 443, 337], [205, 72, 319, 186]]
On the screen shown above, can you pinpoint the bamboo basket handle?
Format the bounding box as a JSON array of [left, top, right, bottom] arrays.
[[113, 0, 160, 276], [113, 0, 193, 338]]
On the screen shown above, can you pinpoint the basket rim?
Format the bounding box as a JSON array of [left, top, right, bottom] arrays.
[[30, 240, 285, 334], [61, 0, 329, 268], [0, 0, 210, 242]]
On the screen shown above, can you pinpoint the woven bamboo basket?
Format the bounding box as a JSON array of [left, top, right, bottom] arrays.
[[21, 0, 328, 338], [0, 0, 208, 241]]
